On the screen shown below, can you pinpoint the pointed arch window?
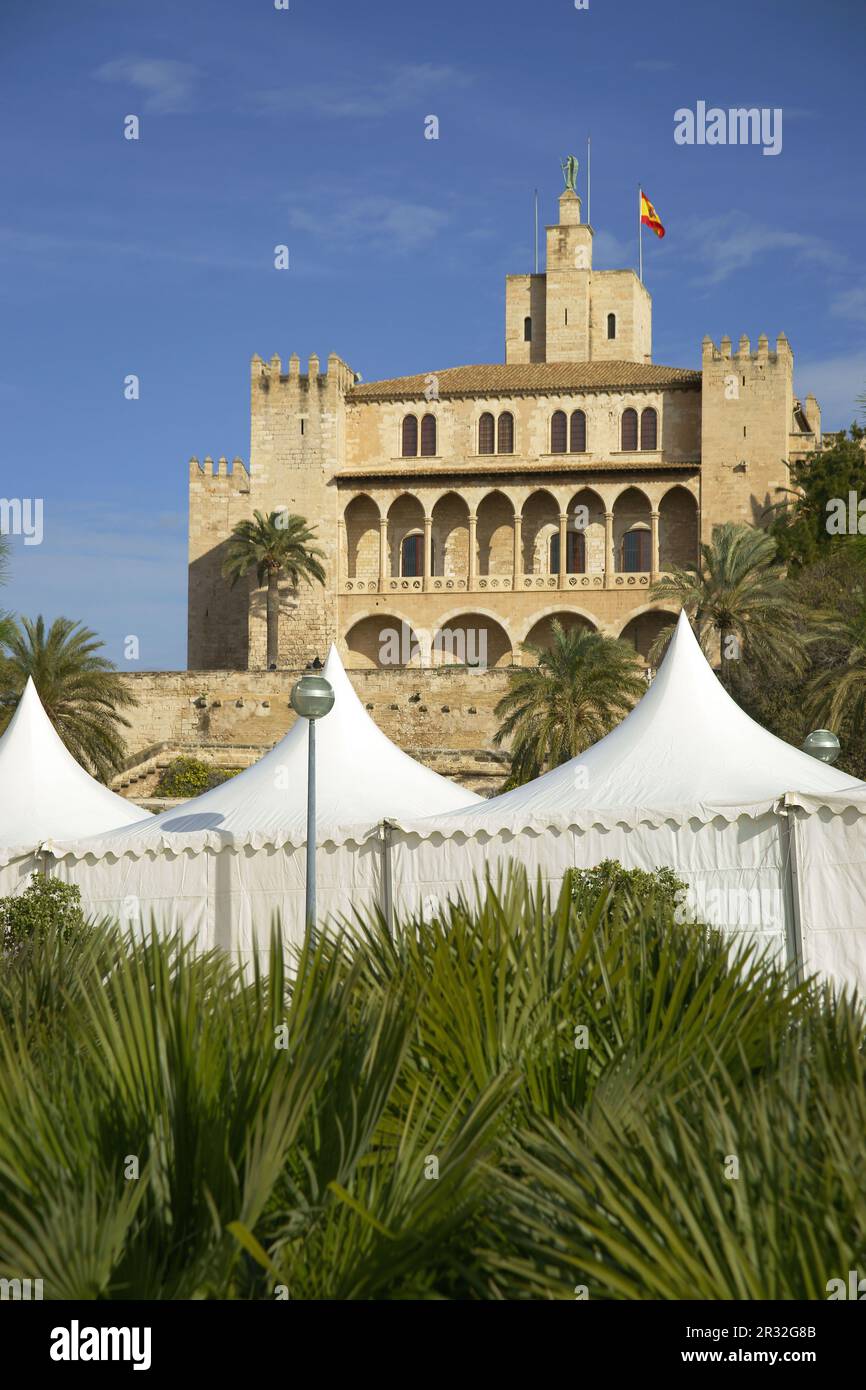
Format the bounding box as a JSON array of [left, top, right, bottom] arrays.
[[497, 411, 514, 454], [607, 312, 616, 340], [621, 408, 638, 451], [478, 412, 495, 454], [420, 414, 437, 456], [401, 415, 418, 457], [524, 316, 532, 341], [570, 409, 586, 452], [640, 407, 658, 450], [551, 410, 567, 453]]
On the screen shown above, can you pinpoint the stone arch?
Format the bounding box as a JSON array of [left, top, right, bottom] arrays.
[[431, 491, 469, 578], [521, 488, 559, 575], [522, 608, 598, 655], [343, 494, 380, 581], [659, 484, 699, 570], [616, 605, 678, 662], [431, 609, 513, 669], [343, 612, 424, 670], [566, 487, 605, 575], [612, 486, 652, 572], [476, 489, 515, 577], [387, 493, 425, 576]]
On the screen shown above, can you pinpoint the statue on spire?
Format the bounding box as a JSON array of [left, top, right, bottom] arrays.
[[561, 154, 579, 194]]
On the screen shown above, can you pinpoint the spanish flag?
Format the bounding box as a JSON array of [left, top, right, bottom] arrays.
[[640, 189, 665, 238]]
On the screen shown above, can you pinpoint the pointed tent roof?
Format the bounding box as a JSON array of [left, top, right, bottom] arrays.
[[0, 677, 151, 858], [47, 645, 481, 859], [393, 610, 864, 839]]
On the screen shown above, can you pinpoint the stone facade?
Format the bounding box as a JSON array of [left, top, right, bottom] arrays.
[[187, 183, 820, 679]]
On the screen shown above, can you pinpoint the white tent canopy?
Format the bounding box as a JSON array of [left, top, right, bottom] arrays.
[[0, 676, 150, 892], [387, 612, 864, 985], [46, 645, 481, 957], [46, 644, 479, 857], [394, 610, 860, 837]]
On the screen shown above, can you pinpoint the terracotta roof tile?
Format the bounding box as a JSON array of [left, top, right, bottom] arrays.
[[347, 361, 701, 401]]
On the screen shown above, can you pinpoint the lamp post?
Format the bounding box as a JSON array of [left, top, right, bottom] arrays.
[[290, 673, 335, 942], [801, 729, 841, 765]]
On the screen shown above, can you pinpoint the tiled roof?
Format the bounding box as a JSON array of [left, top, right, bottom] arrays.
[[347, 361, 701, 401], [334, 457, 700, 481]]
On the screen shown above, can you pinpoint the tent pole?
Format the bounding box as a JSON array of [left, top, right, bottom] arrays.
[[780, 806, 804, 984], [381, 819, 394, 936]]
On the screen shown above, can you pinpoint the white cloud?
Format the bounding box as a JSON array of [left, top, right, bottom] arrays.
[[796, 353, 866, 432], [94, 58, 199, 114], [830, 285, 866, 323], [678, 213, 845, 285], [288, 194, 450, 253], [252, 63, 470, 120]]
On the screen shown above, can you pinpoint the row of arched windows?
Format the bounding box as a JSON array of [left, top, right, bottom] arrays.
[[623, 407, 658, 451], [551, 410, 586, 453], [401, 527, 650, 578], [401, 405, 659, 459], [479, 411, 514, 455], [401, 414, 437, 457]]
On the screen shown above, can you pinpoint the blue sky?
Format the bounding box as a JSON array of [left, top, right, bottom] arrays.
[[1, 0, 864, 669]]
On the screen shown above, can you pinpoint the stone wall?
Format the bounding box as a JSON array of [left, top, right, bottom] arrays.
[[114, 666, 515, 799]]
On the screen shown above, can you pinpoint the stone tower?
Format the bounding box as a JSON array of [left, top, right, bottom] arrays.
[[505, 189, 652, 365], [699, 333, 797, 539]]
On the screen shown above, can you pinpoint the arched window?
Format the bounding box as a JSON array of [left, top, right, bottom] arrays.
[[570, 409, 586, 452], [551, 410, 567, 453], [524, 316, 532, 342], [478, 412, 495, 454], [401, 415, 418, 457], [420, 414, 437, 456], [401, 533, 423, 577], [640, 407, 658, 450], [621, 408, 638, 451], [622, 528, 650, 572], [497, 411, 514, 454], [607, 312, 616, 340], [550, 531, 586, 574]]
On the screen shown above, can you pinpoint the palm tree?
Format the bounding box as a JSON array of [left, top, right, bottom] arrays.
[[649, 522, 806, 687], [222, 510, 325, 668], [804, 565, 866, 742], [0, 536, 14, 649], [0, 616, 136, 782], [493, 622, 646, 787]]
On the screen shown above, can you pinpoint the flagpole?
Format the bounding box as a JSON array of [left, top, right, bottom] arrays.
[[587, 135, 591, 224], [534, 188, 539, 272], [638, 184, 643, 283]]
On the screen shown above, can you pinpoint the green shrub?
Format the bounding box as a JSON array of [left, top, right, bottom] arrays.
[[0, 874, 87, 955], [154, 756, 241, 798], [0, 867, 861, 1299], [569, 857, 687, 917]]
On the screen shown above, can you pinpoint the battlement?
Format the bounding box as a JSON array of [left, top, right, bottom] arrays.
[[189, 456, 250, 490], [701, 332, 792, 365], [250, 351, 357, 397]]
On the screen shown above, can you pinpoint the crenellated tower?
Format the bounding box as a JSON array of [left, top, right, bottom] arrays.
[[187, 352, 356, 669], [699, 332, 799, 540]]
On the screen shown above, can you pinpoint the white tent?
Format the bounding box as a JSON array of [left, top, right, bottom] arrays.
[[387, 612, 864, 982], [784, 787, 866, 990], [0, 677, 151, 896], [46, 645, 481, 958]]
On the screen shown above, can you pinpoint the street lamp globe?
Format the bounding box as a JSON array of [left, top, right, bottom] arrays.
[[801, 729, 841, 765], [290, 674, 335, 721]]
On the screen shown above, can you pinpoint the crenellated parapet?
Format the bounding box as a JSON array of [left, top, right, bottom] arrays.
[[701, 332, 791, 364], [188, 455, 250, 491]]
